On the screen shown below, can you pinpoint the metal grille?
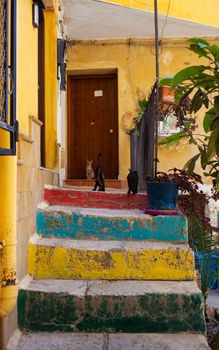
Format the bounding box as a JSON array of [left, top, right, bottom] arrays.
[[0, 0, 17, 156], [0, 0, 8, 123]]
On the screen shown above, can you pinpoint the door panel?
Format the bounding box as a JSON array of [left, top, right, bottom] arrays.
[[67, 75, 118, 179]]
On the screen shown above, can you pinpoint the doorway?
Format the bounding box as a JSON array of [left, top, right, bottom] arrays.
[[67, 74, 118, 179]]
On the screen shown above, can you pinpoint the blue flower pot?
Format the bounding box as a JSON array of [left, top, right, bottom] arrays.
[[147, 182, 178, 210]]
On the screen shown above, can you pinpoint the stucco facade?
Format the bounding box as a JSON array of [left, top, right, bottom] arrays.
[[67, 37, 219, 179], [104, 0, 219, 27], [0, 1, 60, 348], [0, 0, 219, 348]]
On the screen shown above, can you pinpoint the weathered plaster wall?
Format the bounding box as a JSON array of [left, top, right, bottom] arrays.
[[17, 117, 59, 280], [67, 37, 219, 180], [44, 8, 59, 170], [103, 0, 219, 27], [2, 2, 59, 348], [16, 0, 59, 280], [17, 0, 38, 134], [17, 0, 59, 170]]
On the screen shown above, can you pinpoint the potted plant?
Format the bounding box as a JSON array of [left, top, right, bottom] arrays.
[[146, 168, 201, 211], [147, 168, 218, 298], [157, 38, 219, 298]]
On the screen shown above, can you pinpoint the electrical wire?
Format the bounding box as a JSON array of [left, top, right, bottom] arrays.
[[160, 0, 171, 43]]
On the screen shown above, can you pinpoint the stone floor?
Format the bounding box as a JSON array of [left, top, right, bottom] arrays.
[[7, 331, 210, 350], [207, 290, 219, 310], [206, 289, 219, 350]]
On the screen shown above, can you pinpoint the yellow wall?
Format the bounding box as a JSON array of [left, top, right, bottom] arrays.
[[103, 0, 219, 27], [67, 37, 218, 180], [17, 0, 38, 134], [0, 1, 59, 347], [17, 1, 58, 170], [44, 9, 58, 169]]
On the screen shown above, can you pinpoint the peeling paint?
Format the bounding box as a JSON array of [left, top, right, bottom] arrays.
[[36, 208, 188, 242], [28, 242, 195, 280], [18, 283, 205, 333], [44, 188, 147, 210]]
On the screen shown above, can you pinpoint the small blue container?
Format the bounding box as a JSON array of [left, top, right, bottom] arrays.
[[146, 182, 178, 210], [195, 251, 218, 290]]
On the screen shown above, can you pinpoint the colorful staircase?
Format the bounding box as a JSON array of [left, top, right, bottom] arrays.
[[12, 186, 210, 349]]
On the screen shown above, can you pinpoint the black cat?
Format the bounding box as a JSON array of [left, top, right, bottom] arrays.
[[93, 153, 105, 192], [127, 169, 138, 195]]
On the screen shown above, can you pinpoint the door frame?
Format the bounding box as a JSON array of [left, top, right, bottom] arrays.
[[67, 72, 119, 179]]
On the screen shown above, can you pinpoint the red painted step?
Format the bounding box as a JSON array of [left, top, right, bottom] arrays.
[[44, 187, 147, 210]]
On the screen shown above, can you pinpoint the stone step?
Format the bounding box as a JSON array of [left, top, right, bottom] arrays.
[[8, 331, 210, 350], [28, 235, 195, 280], [17, 276, 205, 334], [44, 186, 147, 210], [37, 205, 187, 242]]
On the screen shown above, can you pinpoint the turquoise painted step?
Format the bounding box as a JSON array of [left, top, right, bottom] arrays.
[[36, 205, 187, 242], [18, 276, 206, 333]]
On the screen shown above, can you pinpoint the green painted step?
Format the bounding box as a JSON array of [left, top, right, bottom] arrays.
[[36, 205, 188, 242], [18, 276, 206, 333], [7, 330, 210, 350]]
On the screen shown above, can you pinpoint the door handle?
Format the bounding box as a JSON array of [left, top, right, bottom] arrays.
[[109, 129, 113, 133]]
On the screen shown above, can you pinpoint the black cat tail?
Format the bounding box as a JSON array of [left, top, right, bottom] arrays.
[[97, 152, 103, 167]]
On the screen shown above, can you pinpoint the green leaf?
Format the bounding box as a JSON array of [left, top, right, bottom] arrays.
[[188, 38, 210, 47], [159, 77, 173, 86], [158, 131, 186, 146], [207, 127, 219, 159], [211, 116, 219, 131], [208, 171, 218, 178], [189, 137, 198, 145], [183, 153, 200, 173], [189, 44, 209, 59], [203, 171, 216, 177], [215, 133, 219, 157], [214, 96, 219, 113], [174, 86, 194, 103], [191, 90, 203, 113], [200, 150, 208, 169], [216, 172, 219, 190], [203, 108, 217, 133], [171, 66, 206, 89], [207, 45, 219, 60], [203, 97, 209, 109], [138, 98, 147, 110]]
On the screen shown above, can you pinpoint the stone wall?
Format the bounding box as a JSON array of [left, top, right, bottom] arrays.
[[17, 116, 59, 280]]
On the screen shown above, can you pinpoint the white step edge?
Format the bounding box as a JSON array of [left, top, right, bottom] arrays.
[[29, 234, 190, 250], [20, 275, 201, 296]]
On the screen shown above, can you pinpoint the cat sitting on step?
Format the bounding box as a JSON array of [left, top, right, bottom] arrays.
[[127, 169, 139, 195], [86, 159, 95, 179], [93, 153, 105, 192]]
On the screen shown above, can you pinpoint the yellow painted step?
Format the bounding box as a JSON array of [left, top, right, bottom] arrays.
[[28, 235, 195, 280]]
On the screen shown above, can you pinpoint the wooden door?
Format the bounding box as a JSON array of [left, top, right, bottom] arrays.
[[67, 75, 118, 179]]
